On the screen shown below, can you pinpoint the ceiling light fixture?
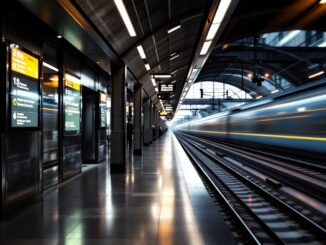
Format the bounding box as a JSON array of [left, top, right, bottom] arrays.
[[151, 78, 156, 86], [171, 80, 177, 83], [319, 0, 326, 4], [308, 70, 325, 79], [256, 95, 263, 99], [43, 62, 59, 72], [145, 63, 151, 71], [271, 89, 279, 94], [318, 41, 326, 47], [200, 41, 212, 55], [57, 35, 62, 39], [167, 24, 181, 34], [170, 54, 180, 61], [114, 0, 137, 37], [137, 45, 146, 59], [152, 74, 172, 79]]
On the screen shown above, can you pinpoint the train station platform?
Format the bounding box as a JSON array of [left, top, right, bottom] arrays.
[[0, 131, 235, 245]]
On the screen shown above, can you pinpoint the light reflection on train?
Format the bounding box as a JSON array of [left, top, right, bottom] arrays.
[[175, 82, 326, 162]]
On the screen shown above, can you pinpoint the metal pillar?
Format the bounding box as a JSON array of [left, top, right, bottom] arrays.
[[143, 99, 152, 146], [133, 85, 142, 155], [110, 63, 127, 173]]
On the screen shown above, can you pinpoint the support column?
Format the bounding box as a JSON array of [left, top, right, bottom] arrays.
[[133, 85, 142, 155], [110, 63, 127, 173], [143, 99, 152, 146]]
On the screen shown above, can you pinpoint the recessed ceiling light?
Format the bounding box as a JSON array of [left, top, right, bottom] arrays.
[[114, 0, 137, 37], [43, 62, 59, 72], [145, 63, 151, 71], [137, 45, 146, 59], [167, 24, 181, 34], [57, 35, 62, 39], [308, 70, 325, 79]]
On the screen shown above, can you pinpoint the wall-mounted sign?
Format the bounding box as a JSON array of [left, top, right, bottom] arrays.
[[159, 83, 175, 93], [64, 74, 81, 133], [100, 92, 107, 128], [10, 46, 40, 128]]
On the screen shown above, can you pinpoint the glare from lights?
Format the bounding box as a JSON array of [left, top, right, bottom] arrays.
[[137, 45, 146, 59], [308, 71, 324, 79], [145, 63, 151, 71], [247, 73, 253, 78], [318, 41, 326, 47], [114, 0, 137, 37], [57, 35, 62, 39], [200, 41, 212, 55], [167, 24, 181, 34], [271, 89, 279, 94], [319, 0, 326, 4], [264, 73, 270, 78], [297, 107, 306, 112]]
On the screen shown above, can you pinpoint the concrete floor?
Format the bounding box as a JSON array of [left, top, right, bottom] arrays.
[[0, 131, 235, 245]]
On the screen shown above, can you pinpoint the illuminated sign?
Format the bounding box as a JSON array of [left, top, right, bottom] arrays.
[[11, 47, 39, 79], [64, 74, 81, 132], [100, 92, 107, 128], [10, 46, 40, 128], [159, 83, 175, 93]]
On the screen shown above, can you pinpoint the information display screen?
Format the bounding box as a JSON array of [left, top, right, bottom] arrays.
[[10, 47, 40, 128], [64, 74, 81, 133], [159, 83, 175, 93], [99, 92, 107, 128]]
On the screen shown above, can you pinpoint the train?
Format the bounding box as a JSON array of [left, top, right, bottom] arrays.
[[174, 81, 326, 163]]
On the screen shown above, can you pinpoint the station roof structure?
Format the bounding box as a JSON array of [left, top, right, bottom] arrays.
[[18, 0, 326, 113]]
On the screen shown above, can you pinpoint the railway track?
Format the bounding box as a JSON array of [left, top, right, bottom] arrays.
[[178, 132, 326, 203], [175, 132, 326, 245]]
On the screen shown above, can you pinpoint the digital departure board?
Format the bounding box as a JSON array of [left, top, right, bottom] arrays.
[[64, 74, 81, 133], [100, 92, 107, 128], [10, 46, 40, 128], [159, 83, 175, 93]]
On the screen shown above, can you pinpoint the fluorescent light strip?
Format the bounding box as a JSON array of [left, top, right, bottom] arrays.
[[151, 78, 156, 86], [256, 95, 263, 99], [114, 0, 136, 37], [167, 24, 181, 34], [200, 41, 212, 55], [271, 89, 279, 94], [212, 0, 233, 24], [206, 23, 220, 40], [170, 54, 180, 61], [171, 80, 176, 83], [43, 62, 59, 72], [145, 64, 151, 71], [137, 45, 146, 59], [308, 71, 325, 79], [153, 74, 171, 78], [170, 53, 176, 57], [278, 30, 300, 46]]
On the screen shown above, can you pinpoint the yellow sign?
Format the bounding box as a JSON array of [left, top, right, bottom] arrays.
[[100, 92, 107, 102], [160, 112, 168, 116], [65, 74, 80, 91], [11, 47, 39, 79]]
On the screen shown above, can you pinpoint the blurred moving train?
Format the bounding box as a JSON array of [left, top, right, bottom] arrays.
[[174, 81, 326, 163]]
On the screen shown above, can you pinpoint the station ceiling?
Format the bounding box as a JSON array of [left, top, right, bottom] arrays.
[[18, 0, 326, 112]]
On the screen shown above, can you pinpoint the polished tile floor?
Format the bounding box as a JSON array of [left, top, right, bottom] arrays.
[[0, 131, 235, 245]]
